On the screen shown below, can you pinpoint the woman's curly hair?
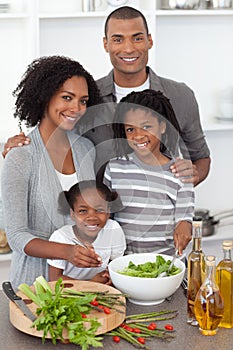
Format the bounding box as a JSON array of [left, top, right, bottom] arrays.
[[113, 89, 181, 159], [13, 55, 102, 127]]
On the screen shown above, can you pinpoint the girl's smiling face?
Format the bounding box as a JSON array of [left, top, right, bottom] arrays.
[[70, 188, 110, 243], [123, 108, 166, 163]]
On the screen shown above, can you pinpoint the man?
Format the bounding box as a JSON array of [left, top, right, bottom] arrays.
[[2, 6, 210, 186]]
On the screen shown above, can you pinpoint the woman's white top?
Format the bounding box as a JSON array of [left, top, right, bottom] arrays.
[[55, 170, 77, 191]]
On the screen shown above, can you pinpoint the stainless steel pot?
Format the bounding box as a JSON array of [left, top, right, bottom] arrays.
[[194, 209, 219, 237], [160, 0, 200, 9], [194, 208, 233, 237]]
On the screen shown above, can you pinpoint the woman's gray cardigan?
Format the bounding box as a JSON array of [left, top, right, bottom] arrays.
[[1, 126, 95, 289]]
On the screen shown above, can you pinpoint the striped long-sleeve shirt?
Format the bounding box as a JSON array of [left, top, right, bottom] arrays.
[[104, 153, 194, 254]]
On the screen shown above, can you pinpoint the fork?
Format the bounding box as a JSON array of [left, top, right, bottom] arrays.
[[158, 248, 179, 278]]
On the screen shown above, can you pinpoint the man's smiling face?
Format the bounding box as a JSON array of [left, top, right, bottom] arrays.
[[103, 17, 153, 81]]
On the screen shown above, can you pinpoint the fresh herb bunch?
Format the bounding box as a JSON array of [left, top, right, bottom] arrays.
[[118, 255, 181, 278], [18, 276, 112, 349], [18, 276, 178, 350]]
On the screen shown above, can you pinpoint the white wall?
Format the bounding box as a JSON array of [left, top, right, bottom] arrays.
[[155, 15, 233, 125], [195, 129, 233, 213], [0, 3, 233, 214]]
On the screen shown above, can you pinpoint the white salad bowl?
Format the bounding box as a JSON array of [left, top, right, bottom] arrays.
[[108, 253, 185, 306]]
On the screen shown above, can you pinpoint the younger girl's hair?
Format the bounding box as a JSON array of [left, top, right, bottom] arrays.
[[62, 180, 120, 213], [113, 89, 181, 159]]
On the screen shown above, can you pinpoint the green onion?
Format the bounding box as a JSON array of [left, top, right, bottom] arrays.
[[18, 283, 41, 306]]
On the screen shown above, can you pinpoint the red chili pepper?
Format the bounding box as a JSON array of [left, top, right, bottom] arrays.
[[104, 307, 111, 314], [120, 323, 126, 328], [132, 328, 141, 333], [137, 337, 145, 344], [98, 305, 105, 309], [125, 326, 133, 332], [113, 335, 121, 343], [164, 324, 174, 331], [81, 313, 87, 318]]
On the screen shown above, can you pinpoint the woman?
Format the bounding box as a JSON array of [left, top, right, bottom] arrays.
[[1, 56, 102, 289]]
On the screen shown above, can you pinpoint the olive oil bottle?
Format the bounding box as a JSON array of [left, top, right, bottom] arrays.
[[187, 217, 205, 326], [194, 255, 224, 336], [216, 240, 233, 328]]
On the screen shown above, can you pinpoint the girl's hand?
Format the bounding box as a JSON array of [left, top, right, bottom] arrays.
[[91, 269, 112, 285], [173, 221, 192, 255], [68, 244, 102, 268]]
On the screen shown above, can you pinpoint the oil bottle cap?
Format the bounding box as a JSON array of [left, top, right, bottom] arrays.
[[205, 255, 216, 266], [222, 240, 233, 250]]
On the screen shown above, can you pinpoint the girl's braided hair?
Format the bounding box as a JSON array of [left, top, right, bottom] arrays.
[[113, 89, 181, 159], [58, 180, 122, 215], [13, 55, 102, 127], [64, 180, 118, 211]]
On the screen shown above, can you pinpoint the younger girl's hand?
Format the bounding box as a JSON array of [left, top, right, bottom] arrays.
[[68, 244, 102, 268], [91, 269, 112, 285]]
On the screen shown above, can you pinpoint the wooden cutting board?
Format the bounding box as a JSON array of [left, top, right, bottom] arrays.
[[9, 280, 126, 338]]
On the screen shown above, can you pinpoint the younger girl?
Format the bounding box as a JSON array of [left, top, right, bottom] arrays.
[[48, 180, 126, 284], [104, 89, 195, 255]]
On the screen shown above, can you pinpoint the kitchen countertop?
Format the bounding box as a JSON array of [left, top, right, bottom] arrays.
[[0, 235, 232, 350], [0, 281, 232, 350]]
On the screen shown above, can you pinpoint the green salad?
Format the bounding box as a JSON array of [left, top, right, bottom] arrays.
[[118, 255, 181, 278]]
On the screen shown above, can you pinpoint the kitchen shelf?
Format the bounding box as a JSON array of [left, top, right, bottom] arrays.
[[156, 9, 233, 16], [38, 9, 233, 18], [0, 0, 232, 140], [38, 11, 108, 19], [203, 121, 233, 131], [0, 13, 29, 19], [38, 9, 152, 19]]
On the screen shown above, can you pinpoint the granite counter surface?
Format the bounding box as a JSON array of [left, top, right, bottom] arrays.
[[0, 284, 232, 350]]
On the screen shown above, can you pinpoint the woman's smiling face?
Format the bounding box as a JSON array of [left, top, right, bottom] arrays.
[[42, 75, 89, 132], [123, 108, 166, 162]]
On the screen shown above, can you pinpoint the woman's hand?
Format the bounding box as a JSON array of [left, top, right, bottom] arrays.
[[2, 131, 31, 158]]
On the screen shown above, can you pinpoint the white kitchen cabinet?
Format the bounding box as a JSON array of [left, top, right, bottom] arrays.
[[0, 0, 232, 140], [0, 0, 233, 212]]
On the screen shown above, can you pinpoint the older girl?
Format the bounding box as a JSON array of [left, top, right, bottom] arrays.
[[104, 89, 194, 255]]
